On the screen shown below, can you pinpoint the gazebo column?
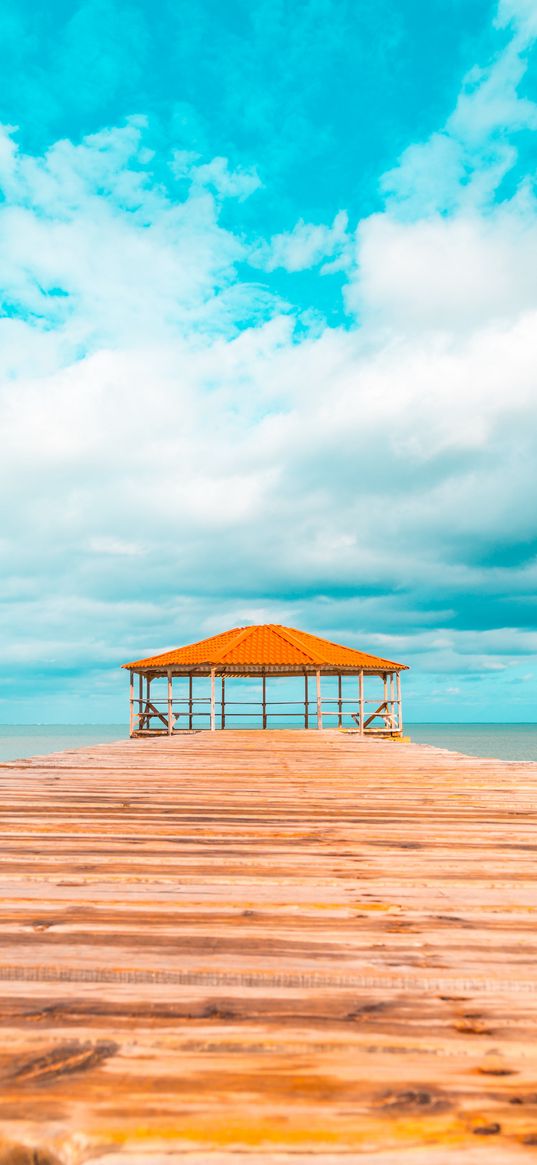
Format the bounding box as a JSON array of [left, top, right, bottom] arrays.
[[316, 670, 322, 730], [359, 670, 364, 735], [138, 673, 143, 731], [338, 675, 343, 727], [221, 675, 226, 729], [382, 672, 389, 728], [188, 675, 193, 729], [167, 669, 173, 735], [210, 668, 216, 731], [304, 674, 309, 729], [262, 675, 267, 729], [396, 671, 403, 732], [129, 672, 134, 736]]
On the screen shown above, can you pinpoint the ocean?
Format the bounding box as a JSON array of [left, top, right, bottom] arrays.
[[0, 722, 537, 763], [407, 723, 537, 763], [0, 724, 126, 763]]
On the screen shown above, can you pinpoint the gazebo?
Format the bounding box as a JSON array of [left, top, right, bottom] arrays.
[[123, 624, 408, 736]]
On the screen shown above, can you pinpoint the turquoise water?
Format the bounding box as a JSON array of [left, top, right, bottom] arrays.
[[0, 725, 126, 762], [407, 724, 537, 763], [1, 723, 537, 763]]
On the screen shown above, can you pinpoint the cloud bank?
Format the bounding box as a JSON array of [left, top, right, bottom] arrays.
[[1, 0, 537, 721]]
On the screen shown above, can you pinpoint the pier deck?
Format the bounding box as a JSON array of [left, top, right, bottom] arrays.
[[1, 729, 537, 1162]]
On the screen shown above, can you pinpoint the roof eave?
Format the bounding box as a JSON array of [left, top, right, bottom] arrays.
[[122, 660, 409, 673]]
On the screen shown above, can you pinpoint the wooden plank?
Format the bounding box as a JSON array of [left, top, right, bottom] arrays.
[[135, 701, 168, 730], [363, 701, 395, 730], [0, 730, 536, 1162]]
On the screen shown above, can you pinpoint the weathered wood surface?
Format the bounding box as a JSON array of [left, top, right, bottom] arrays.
[[0, 729, 537, 1163]]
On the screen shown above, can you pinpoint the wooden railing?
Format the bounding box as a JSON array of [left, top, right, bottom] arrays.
[[131, 695, 402, 733]]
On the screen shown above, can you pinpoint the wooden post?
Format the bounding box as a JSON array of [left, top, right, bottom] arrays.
[[396, 671, 403, 732], [210, 669, 216, 731], [167, 669, 173, 735], [304, 674, 309, 729], [383, 672, 389, 728], [146, 676, 151, 731], [262, 674, 267, 729], [188, 674, 193, 730], [316, 670, 322, 730], [221, 675, 226, 729], [359, 670, 364, 735], [390, 673, 395, 727], [138, 673, 143, 731], [129, 671, 134, 736], [338, 674, 343, 727]]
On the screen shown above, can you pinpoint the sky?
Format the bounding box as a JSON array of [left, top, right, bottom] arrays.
[[1, 0, 537, 723]]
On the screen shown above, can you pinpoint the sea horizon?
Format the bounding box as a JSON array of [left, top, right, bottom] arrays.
[[1, 722, 537, 765]]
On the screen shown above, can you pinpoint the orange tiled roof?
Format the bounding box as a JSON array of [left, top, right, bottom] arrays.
[[122, 624, 407, 671]]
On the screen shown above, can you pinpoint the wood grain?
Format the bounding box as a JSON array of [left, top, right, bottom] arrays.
[[0, 729, 536, 1162]]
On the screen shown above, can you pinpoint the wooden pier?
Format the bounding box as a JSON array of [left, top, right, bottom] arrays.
[[1, 729, 537, 1162]]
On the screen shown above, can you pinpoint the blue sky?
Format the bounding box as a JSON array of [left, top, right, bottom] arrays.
[[1, 0, 537, 722]]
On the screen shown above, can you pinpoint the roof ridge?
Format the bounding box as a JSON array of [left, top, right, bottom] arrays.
[[270, 624, 327, 665], [216, 624, 258, 663], [289, 625, 366, 655], [283, 624, 389, 664], [275, 624, 406, 669]]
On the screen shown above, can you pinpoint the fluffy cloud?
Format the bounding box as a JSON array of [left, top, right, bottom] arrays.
[[382, 29, 537, 217], [1, 0, 537, 721], [349, 206, 537, 331], [497, 0, 537, 44], [0, 118, 264, 351], [252, 211, 350, 272]]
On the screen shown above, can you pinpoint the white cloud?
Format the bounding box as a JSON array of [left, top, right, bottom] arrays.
[[171, 150, 261, 200], [0, 119, 260, 352], [382, 23, 537, 216], [450, 46, 537, 144], [252, 211, 350, 272], [348, 5, 537, 338], [192, 156, 261, 200], [348, 204, 537, 331], [496, 0, 537, 44]]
